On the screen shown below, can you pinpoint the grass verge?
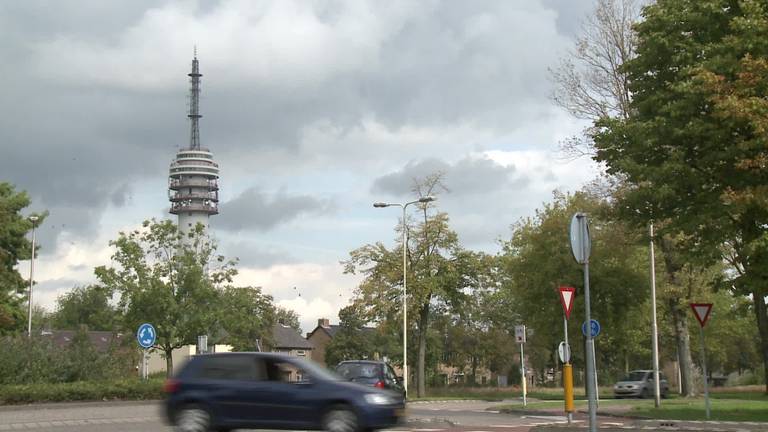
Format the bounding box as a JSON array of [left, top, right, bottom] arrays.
[[0, 378, 164, 405], [630, 398, 768, 422]]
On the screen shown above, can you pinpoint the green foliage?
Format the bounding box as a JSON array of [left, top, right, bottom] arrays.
[[592, 0, 768, 389], [0, 331, 138, 385], [325, 305, 378, 366], [275, 307, 301, 333], [95, 219, 237, 376], [0, 182, 45, 335], [498, 190, 649, 380], [52, 285, 119, 331], [218, 286, 275, 351], [0, 378, 164, 405]]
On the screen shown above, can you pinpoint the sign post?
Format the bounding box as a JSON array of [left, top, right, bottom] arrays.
[[570, 213, 596, 432], [515, 324, 527, 407], [558, 286, 576, 423], [691, 303, 713, 419], [137, 323, 156, 380]]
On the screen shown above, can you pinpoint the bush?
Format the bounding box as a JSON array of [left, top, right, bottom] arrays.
[[0, 378, 165, 404], [0, 330, 140, 385]]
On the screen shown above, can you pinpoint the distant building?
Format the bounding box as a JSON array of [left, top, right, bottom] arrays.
[[269, 323, 315, 358], [41, 329, 125, 353], [306, 318, 377, 367]]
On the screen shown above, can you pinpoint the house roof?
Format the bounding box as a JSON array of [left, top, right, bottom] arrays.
[[308, 324, 377, 339], [271, 324, 315, 350], [41, 330, 125, 353]]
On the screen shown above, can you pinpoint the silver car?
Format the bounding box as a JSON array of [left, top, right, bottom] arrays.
[[613, 370, 669, 398]]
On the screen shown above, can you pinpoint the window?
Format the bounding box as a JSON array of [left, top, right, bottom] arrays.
[[198, 356, 263, 381], [296, 350, 306, 356]]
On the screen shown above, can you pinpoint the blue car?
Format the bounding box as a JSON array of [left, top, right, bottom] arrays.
[[163, 352, 405, 432]]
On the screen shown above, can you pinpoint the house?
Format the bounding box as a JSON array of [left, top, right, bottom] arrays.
[[41, 329, 126, 352], [306, 318, 339, 367], [145, 323, 315, 375], [306, 318, 378, 367]]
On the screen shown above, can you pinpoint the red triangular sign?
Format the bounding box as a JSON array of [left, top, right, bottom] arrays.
[[559, 286, 576, 320], [690, 303, 713, 328]]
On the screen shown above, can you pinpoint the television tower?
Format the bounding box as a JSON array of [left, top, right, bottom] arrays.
[[169, 53, 219, 238]]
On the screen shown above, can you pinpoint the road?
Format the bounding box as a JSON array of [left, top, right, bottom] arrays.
[[0, 399, 764, 431], [0, 400, 565, 432]]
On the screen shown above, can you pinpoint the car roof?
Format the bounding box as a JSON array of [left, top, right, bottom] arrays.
[[337, 360, 385, 365]]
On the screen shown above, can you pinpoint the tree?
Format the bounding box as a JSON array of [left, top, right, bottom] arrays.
[[218, 286, 276, 351], [592, 0, 768, 393], [343, 174, 474, 397], [0, 182, 45, 334], [275, 307, 301, 333], [52, 285, 119, 331], [498, 190, 651, 384], [325, 305, 377, 367], [95, 219, 237, 376], [550, 0, 642, 158]]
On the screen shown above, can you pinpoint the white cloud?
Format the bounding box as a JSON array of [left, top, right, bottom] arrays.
[[234, 262, 362, 332]]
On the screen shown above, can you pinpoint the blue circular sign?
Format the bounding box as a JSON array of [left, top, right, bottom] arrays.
[[137, 323, 156, 348], [582, 319, 601, 338]]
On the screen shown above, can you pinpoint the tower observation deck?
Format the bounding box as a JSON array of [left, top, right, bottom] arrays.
[[169, 54, 219, 236]]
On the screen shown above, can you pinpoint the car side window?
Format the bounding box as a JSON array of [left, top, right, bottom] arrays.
[[198, 356, 261, 381], [265, 359, 311, 384]]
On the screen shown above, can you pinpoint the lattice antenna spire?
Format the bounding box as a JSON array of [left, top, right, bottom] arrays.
[[188, 50, 202, 150]]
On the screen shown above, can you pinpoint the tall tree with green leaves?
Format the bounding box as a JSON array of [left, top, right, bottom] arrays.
[[0, 182, 45, 335], [275, 307, 301, 333], [499, 190, 650, 382], [218, 286, 276, 351], [325, 304, 377, 367], [95, 219, 237, 376], [52, 285, 119, 331], [344, 174, 474, 397], [592, 0, 768, 392]]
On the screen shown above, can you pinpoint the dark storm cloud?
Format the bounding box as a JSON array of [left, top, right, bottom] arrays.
[[372, 156, 528, 197], [217, 188, 332, 232]]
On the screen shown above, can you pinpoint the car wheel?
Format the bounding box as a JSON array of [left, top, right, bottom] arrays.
[[323, 405, 359, 432], [175, 404, 211, 432]]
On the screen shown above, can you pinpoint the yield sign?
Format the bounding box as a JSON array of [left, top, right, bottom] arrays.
[[690, 303, 713, 328], [559, 286, 576, 320]]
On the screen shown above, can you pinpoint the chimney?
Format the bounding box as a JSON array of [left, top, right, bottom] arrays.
[[318, 318, 330, 328]]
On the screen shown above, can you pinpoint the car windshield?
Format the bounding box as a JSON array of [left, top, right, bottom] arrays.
[[623, 371, 648, 381], [336, 363, 380, 379]]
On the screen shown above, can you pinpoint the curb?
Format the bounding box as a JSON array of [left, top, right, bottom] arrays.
[[0, 399, 163, 411]]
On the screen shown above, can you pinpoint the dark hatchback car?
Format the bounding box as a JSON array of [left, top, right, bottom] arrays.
[[335, 360, 405, 398], [164, 352, 404, 432]]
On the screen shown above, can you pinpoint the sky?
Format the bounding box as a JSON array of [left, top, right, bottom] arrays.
[[2, 0, 602, 334]]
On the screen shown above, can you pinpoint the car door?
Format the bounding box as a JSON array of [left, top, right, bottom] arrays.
[[195, 355, 267, 424], [255, 358, 319, 428]]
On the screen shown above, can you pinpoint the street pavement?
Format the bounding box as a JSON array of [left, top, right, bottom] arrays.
[[0, 399, 765, 431]]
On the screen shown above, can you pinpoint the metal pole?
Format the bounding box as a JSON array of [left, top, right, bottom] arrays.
[[650, 223, 661, 407], [402, 204, 408, 398], [700, 327, 711, 419], [593, 341, 599, 407], [581, 215, 597, 432], [564, 318, 573, 424], [521, 342, 527, 407], [27, 222, 37, 338]]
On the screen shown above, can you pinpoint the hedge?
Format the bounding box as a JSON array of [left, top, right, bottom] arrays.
[[0, 378, 164, 405]]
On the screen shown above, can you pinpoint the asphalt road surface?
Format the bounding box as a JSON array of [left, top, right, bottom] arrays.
[[0, 400, 569, 432], [0, 399, 763, 431]]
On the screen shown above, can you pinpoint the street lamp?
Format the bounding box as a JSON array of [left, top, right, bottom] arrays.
[[27, 215, 39, 338], [373, 195, 436, 396]]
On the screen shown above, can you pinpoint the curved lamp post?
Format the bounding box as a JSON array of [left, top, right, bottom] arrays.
[[27, 215, 39, 338], [373, 196, 435, 396]]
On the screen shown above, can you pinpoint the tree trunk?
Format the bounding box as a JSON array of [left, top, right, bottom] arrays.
[[751, 289, 768, 395], [660, 236, 696, 397], [471, 355, 478, 386], [417, 301, 430, 398], [165, 347, 174, 378], [669, 299, 696, 397]]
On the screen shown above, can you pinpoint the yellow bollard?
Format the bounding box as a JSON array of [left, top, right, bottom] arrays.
[[564, 363, 575, 414]]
